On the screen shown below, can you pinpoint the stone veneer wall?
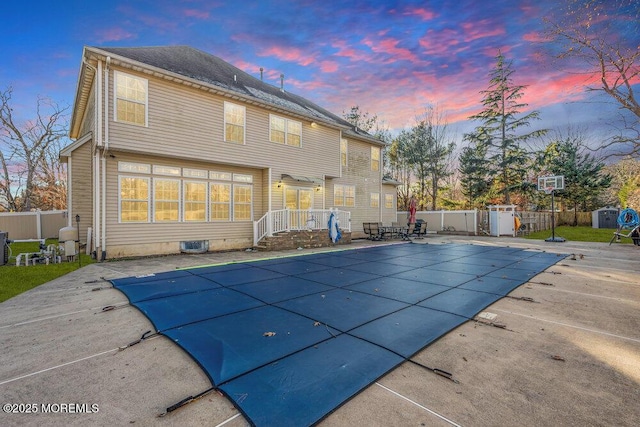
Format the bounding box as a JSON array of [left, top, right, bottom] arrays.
[[259, 230, 352, 251]]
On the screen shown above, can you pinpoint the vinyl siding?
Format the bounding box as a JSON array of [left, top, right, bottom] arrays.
[[382, 185, 399, 225], [106, 67, 341, 178], [71, 141, 93, 244], [104, 152, 264, 256], [329, 138, 384, 238], [70, 62, 393, 256], [79, 86, 96, 137]]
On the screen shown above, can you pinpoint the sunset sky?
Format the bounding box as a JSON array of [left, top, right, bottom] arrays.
[[0, 0, 635, 147]]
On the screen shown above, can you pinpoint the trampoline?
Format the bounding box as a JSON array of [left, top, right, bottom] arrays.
[[111, 242, 562, 426]]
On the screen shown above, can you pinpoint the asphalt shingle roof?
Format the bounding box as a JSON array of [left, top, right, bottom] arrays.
[[96, 45, 376, 141]]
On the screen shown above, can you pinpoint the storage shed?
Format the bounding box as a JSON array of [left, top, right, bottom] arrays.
[[488, 205, 517, 237], [592, 207, 619, 229]]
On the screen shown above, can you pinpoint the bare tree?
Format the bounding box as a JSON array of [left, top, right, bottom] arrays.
[[544, 0, 640, 157], [602, 157, 640, 209], [0, 86, 69, 211], [403, 105, 456, 211]]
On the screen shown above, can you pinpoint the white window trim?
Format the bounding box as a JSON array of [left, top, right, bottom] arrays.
[[371, 146, 380, 172], [233, 173, 253, 183], [385, 193, 394, 209], [210, 182, 232, 222], [183, 180, 208, 222], [334, 184, 356, 208], [153, 165, 181, 177], [153, 178, 181, 223], [113, 70, 148, 127], [118, 161, 150, 174], [233, 184, 253, 222], [210, 171, 232, 181], [269, 114, 302, 147], [370, 192, 380, 208], [224, 101, 246, 144], [183, 168, 208, 179], [118, 175, 150, 223]]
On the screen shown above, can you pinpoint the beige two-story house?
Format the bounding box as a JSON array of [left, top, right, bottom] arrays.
[[61, 46, 398, 259]]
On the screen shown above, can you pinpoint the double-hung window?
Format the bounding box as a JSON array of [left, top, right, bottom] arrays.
[[225, 102, 245, 144], [370, 192, 380, 208], [270, 114, 301, 147], [371, 146, 380, 172], [334, 184, 355, 207], [119, 176, 149, 222], [340, 139, 348, 167], [154, 179, 180, 222], [114, 71, 147, 126], [233, 184, 252, 221], [184, 181, 207, 221], [210, 183, 231, 221], [385, 194, 394, 209]]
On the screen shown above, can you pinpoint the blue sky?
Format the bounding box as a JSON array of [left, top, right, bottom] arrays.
[[0, 0, 635, 146]]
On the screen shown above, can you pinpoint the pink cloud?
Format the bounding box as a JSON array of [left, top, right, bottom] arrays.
[[403, 6, 437, 21], [418, 28, 463, 56], [95, 27, 136, 42], [362, 36, 418, 63], [331, 39, 373, 63], [522, 31, 548, 43], [183, 9, 210, 19], [460, 20, 506, 42], [257, 46, 316, 67], [319, 61, 339, 73]]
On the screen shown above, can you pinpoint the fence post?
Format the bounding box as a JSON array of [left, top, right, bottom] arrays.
[[473, 209, 478, 235], [36, 211, 42, 240]]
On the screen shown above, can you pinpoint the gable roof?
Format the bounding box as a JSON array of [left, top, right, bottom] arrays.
[[72, 45, 382, 145]]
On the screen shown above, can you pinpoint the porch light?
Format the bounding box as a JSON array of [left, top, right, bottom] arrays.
[[277, 180, 282, 188], [315, 184, 322, 192]]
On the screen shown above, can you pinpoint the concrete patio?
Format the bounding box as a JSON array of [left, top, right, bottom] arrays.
[[1, 235, 638, 426]]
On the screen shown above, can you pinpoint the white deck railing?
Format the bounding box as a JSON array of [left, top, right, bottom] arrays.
[[253, 209, 351, 246]]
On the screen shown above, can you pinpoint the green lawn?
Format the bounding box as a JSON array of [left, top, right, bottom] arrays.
[[524, 226, 634, 244], [0, 239, 94, 303]]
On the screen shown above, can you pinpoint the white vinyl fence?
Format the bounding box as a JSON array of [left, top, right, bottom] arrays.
[[0, 210, 68, 240]]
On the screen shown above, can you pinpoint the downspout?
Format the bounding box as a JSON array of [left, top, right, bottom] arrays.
[[95, 60, 103, 254], [322, 174, 326, 210], [82, 58, 100, 254], [268, 167, 272, 212], [67, 157, 73, 227], [101, 56, 110, 260]]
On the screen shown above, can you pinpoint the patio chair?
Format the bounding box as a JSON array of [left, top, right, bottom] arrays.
[[401, 223, 415, 240], [414, 221, 427, 239], [369, 223, 383, 241], [363, 222, 372, 239]]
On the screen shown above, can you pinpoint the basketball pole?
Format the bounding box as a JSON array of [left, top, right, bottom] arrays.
[[545, 189, 565, 243]]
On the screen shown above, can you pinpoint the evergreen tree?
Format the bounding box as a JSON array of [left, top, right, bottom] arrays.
[[542, 137, 612, 225], [465, 52, 546, 204], [459, 138, 491, 208]]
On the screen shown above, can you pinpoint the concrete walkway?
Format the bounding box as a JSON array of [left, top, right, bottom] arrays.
[[0, 235, 638, 426]]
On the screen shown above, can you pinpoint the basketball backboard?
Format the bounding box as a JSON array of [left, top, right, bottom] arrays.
[[537, 175, 564, 192]]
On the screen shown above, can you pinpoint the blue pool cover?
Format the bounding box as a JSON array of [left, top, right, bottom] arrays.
[[111, 243, 562, 426]]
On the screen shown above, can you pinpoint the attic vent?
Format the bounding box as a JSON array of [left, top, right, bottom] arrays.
[[180, 240, 209, 254]]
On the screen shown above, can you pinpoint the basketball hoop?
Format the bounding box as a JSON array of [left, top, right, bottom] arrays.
[[537, 175, 566, 243]]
